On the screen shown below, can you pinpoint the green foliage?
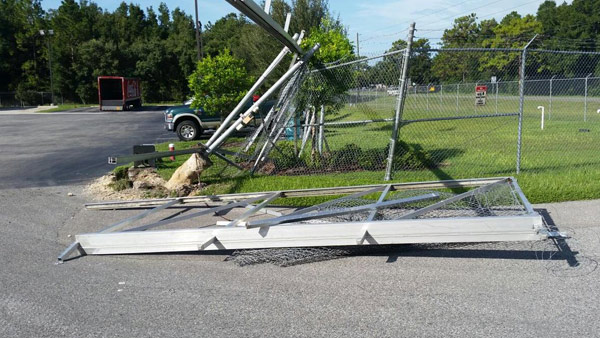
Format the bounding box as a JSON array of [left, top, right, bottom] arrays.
[[479, 14, 542, 77], [108, 178, 132, 191], [8, 0, 600, 106], [270, 141, 300, 169], [300, 18, 353, 65], [188, 49, 253, 117], [265, 141, 434, 173], [113, 165, 130, 180], [297, 18, 354, 112]]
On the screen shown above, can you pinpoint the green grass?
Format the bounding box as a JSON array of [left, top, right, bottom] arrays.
[[145, 92, 600, 205], [38, 103, 95, 112], [37, 101, 181, 113], [143, 101, 183, 106]]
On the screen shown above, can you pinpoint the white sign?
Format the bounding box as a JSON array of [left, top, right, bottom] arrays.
[[475, 85, 488, 106]]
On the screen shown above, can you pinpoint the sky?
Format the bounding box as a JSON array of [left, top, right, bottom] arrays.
[[41, 0, 566, 55]]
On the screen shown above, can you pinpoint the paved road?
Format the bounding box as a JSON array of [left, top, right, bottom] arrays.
[[0, 107, 176, 189]]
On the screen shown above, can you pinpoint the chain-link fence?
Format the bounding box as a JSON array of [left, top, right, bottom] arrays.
[[222, 37, 600, 187], [233, 50, 406, 177], [0, 91, 60, 107]]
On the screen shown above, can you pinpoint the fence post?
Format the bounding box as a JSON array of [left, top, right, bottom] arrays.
[[426, 82, 431, 110], [440, 84, 443, 104], [585, 73, 592, 122], [456, 83, 459, 114], [549, 75, 555, 120], [495, 80, 499, 114], [516, 35, 537, 174], [318, 105, 324, 154], [384, 22, 415, 181], [474, 82, 478, 114]]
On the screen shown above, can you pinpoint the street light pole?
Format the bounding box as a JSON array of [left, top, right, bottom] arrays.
[[40, 29, 55, 105], [199, 20, 203, 59], [194, 0, 202, 61]]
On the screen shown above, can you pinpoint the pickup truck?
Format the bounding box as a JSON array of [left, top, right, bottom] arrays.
[[164, 99, 276, 141]]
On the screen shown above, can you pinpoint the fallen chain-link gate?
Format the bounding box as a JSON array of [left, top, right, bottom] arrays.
[[58, 177, 565, 263]]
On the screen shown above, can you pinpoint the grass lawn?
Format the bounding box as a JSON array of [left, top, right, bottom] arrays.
[[141, 91, 600, 205], [38, 103, 96, 112]]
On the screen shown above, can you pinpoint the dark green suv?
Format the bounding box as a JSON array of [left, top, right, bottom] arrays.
[[164, 99, 276, 141]]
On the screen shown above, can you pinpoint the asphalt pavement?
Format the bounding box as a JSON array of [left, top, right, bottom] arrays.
[[0, 107, 599, 337], [0, 107, 175, 189]]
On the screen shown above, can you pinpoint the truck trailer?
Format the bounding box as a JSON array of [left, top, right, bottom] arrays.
[[97, 76, 142, 111]]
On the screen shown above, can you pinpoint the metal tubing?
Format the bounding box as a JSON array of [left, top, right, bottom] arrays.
[[396, 179, 508, 219], [288, 30, 305, 69], [366, 185, 392, 222], [57, 242, 85, 262], [384, 22, 415, 181], [288, 186, 386, 217], [508, 177, 535, 214], [251, 103, 298, 172], [227, 192, 282, 227], [516, 35, 537, 174], [401, 112, 519, 125], [426, 82, 431, 111], [208, 44, 320, 153], [495, 80, 499, 114], [85, 177, 508, 210], [109, 147, 205, 164], [549, 75, 556, 119], [124, 194, 273, 232], [225, 0, 302, 54], [456, 83, 459, 114], [283, 13, 291, 32], [77, 213, 544, 256], [246, 193, 439, 228], [585, 73, 592, 122], [100, 198, 183, 233], [299, 108, 312, 156], [205, 37, 296, 147], [318, 105, 325, 154]]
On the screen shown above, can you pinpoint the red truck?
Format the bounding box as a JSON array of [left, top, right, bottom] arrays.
[[97, 76, 142, 111]]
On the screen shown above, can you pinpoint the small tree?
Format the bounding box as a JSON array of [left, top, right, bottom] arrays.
[[188, 49, 253, 118], [297, 18, 354, 113]]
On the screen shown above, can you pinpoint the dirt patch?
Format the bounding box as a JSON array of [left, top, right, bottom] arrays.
[[85, 174, 149, 201], [85, 165, 213, 201]]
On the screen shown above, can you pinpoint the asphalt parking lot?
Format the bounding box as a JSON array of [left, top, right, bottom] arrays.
[[0, 107, 173, 189], [1, 108, 599, 337]]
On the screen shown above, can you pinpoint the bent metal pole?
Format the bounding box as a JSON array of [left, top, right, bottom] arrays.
[[205, 33, 299, 148], [207, 43, 320, 154], [384, 22, 415, 181]]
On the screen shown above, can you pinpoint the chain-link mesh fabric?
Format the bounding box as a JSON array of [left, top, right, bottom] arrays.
[[226, 180, 530, 267], [216, 47, 600, 187]]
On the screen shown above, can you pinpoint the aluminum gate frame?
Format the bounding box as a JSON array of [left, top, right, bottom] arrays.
[[58, 177, 550, 262]]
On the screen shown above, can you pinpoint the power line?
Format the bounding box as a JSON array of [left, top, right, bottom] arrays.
[[372, 0, 478, 33]]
